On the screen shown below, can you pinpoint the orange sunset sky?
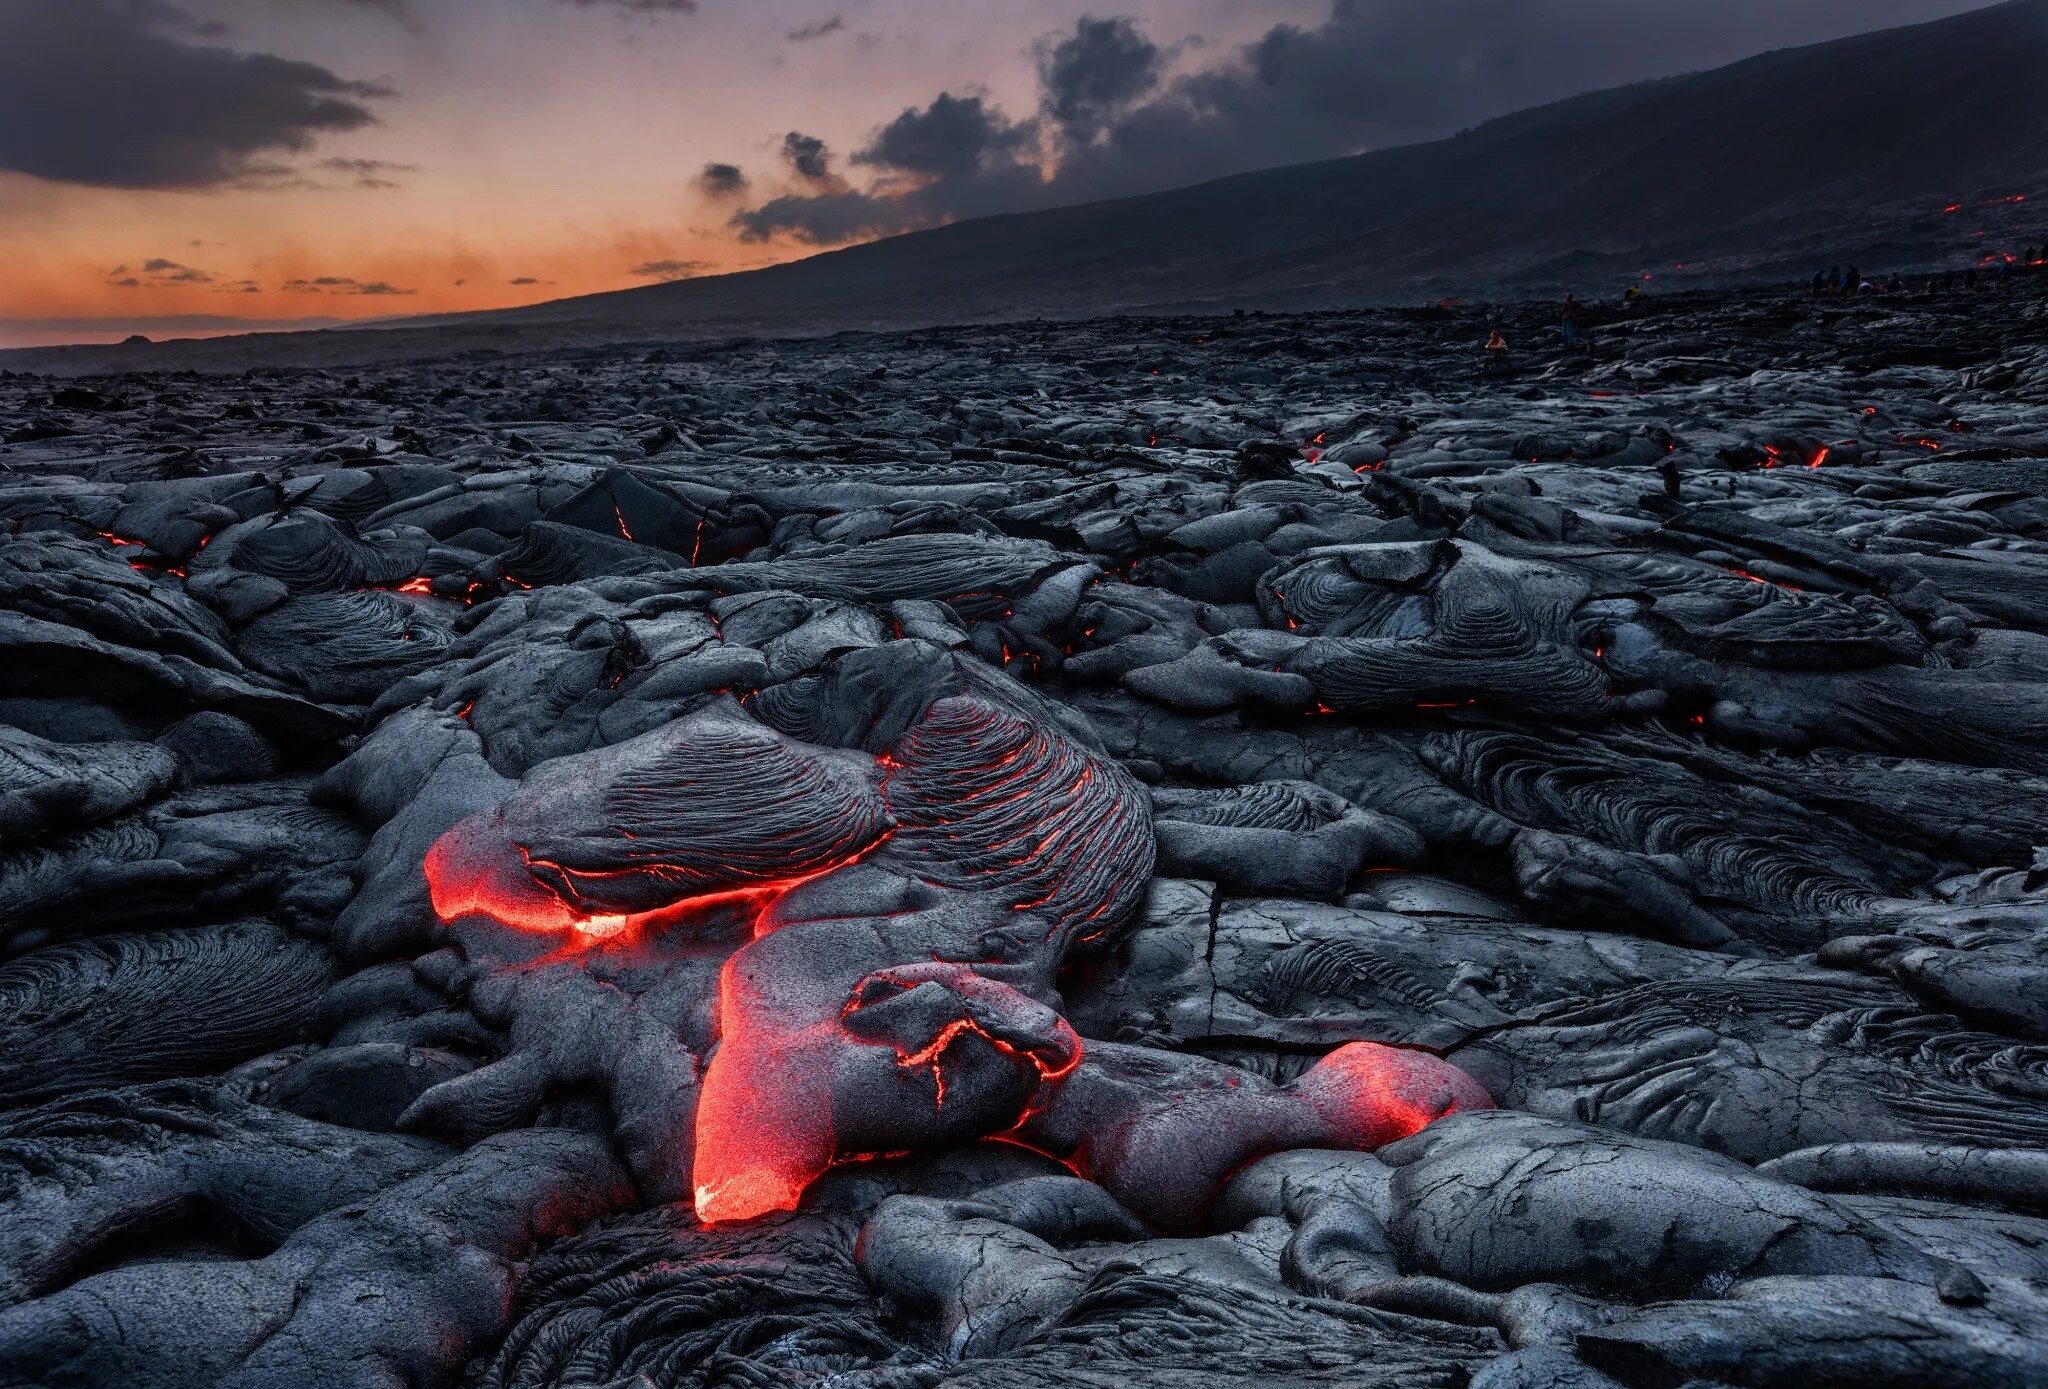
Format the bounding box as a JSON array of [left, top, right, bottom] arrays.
[[0, 0, 1992, 347]]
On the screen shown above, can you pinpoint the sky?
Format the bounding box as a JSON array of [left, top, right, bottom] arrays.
[[0, 0, 2002, 347]]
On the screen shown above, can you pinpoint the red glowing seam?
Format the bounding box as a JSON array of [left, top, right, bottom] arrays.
[[1808, 446, 1830, 469], [892, 1012, 1084, 1110], [612, 503, 634, 542], [425, 830, 892, 943], [896, 1017, 1001, 1109], [837, 1148, 916, 1165], [1415, 698, 1478, 710], [1722, 566, 1803, 591]]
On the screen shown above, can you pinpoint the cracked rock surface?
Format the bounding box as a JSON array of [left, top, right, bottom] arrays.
[[3, 284, 2048, 1386]]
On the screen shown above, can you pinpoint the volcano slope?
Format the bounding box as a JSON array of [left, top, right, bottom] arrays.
[[3, 283, 2048, 1387]]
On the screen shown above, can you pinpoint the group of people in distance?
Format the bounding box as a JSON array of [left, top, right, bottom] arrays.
[[1481, 247, 2045, 375], [1480, 288, 1606, 371], [1811, 247, 2046, 299]]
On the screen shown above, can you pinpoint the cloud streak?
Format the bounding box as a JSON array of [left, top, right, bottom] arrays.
[[316, 155, 418, 189], [282, 275, 417, 295], [785, 15, 845, 42], [628, 259, 709, 280]]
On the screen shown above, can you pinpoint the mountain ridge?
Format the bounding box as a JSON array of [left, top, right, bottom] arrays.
[[7, 0, 2044, 374]]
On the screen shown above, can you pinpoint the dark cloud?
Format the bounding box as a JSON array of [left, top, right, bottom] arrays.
[[728, 2, 1992, 248], [316, 155, 417, 189], [110, 258, 218, 287], [785, 15, 845, 42], [780, 131, 835, 183], [0, 0, 391, 189], [1035, 15, 1161, 139], [695, 161, 749, 197], [281, 275, 414, 295], [628, 259, 709, 280], [736, 92, 1044, 244], [730, 191, 904, 246], [509, 276, 541, 285], [854, 92, 1033, 181]]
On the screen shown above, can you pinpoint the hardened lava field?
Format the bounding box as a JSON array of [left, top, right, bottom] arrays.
[[3, 286, 2048, 1388]]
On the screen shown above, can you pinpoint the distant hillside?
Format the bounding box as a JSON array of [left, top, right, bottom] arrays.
[[9, 0, 2045, 374]]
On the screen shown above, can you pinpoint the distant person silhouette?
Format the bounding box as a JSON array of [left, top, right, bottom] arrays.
[[1483, 329, 1510, 375], [1560, 293, 1582, 347]]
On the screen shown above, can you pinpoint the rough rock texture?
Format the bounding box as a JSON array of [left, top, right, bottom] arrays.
[[2, 282, 2048, 1386]]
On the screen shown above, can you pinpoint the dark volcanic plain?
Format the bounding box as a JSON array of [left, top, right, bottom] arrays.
[[3, 282, 2048, 1388]]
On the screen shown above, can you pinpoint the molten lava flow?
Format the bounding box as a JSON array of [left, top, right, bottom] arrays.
[[695, 955, 1089, 1223], [1292, 1041, 1495, 1150], [424, 826, 888, 943], [691, 952, 853, 1224]]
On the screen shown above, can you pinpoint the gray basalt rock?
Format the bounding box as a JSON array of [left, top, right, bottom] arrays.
[[2, 287, 2047, 1385]]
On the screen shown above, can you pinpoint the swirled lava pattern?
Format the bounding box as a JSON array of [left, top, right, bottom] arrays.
[[423, 690, 1488, 1224]]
